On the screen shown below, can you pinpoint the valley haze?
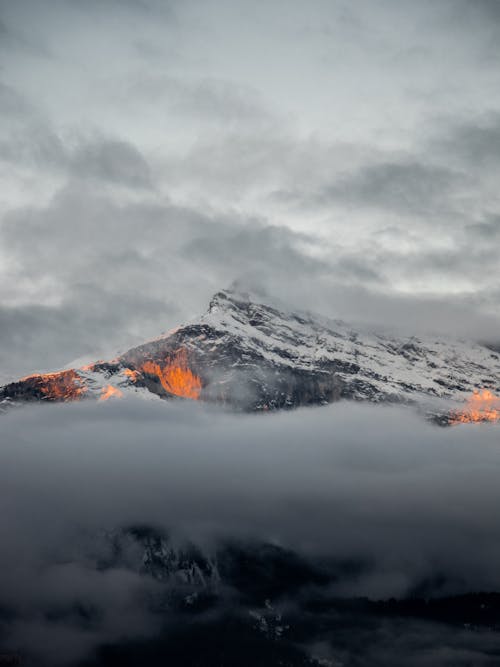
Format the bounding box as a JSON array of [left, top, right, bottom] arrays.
[[2, 400, 500, 665]]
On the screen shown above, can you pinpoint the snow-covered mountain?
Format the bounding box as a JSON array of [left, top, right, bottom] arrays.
[[1, 289, 499, 422]]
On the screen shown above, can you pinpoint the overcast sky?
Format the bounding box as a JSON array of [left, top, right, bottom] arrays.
[[1, 0, 500, 377]]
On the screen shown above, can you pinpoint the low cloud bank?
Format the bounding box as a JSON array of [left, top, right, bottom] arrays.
[[1, 400, 500, 664]]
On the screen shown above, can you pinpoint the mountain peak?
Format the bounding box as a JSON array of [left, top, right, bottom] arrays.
[[207, 288, 250, 314], [2, 289, 500, 424]]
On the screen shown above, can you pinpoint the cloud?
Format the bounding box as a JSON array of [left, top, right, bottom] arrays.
[[311, 160, 460, 217], [441, 113, 500, 169], [128, 74, 273, 127], [71, 139, 153, 188], [0, 184, 334, 376], [2, 400, 500, 663], [0, 81, 32, 117], [1, 0, 500, 376], [0, 292, 176, 381], [0, 120, 153, 189], [453, 0, 500, 39], [2, 174, 500, 380], [0, 9, 52, 58]]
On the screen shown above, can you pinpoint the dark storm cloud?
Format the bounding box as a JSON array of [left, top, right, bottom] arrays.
[[358, 232, 499, 283], [0, 292, 176, 380], [182, 224, 327, 278], [0, 121, 153, 189], [455, 0, 500, 30], [464, 216, 500, 239], [71, 139, 153, 188], [292, 159, 460, 217], [0, 12, 51, 58], [441, 113, 500, 168], [2, 400, 500, 663], [297, 284, 500, 344], [333, 255, 384, 283], [0, 124, 66, 169]]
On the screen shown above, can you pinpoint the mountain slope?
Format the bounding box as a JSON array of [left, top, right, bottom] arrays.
[[1, 289, 499, 421]]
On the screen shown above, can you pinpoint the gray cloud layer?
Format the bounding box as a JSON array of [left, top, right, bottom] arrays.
[[1, 401, 500, 663], [1, 0, 500, 377]]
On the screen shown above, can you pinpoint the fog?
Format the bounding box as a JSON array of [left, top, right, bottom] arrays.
[[1, 399, 500, 664]]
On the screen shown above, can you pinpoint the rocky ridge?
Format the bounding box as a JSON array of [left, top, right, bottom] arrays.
[[1, 289, 499, 421]]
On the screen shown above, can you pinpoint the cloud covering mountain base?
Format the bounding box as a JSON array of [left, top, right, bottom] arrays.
[[2, 400, 500, 665]]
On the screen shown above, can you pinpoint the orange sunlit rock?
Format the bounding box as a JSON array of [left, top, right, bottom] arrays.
[[99, 385, 124, 401], [19, 369, 87, 401], [122, 368, 140, 381], [449, 389, 500, 424], [140, 349, 201, 400]]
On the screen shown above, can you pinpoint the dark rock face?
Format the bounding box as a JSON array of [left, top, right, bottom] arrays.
[[75, 527, 500, 667], [120, 322, 344, 411], [1, 289, 499, 417], [0, 369, 87, 405]]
